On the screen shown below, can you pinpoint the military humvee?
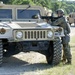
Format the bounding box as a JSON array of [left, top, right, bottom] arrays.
[[67, 12, 75, 26], [0, 3, 64, 66]]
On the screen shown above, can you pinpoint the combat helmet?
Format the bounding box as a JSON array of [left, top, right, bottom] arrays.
[[56, 9, 64, 15]]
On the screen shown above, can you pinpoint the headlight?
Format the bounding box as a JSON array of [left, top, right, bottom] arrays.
[[16, 31, 23, 39], [0, 28, 6, 34], [47, 31, 53, 38]]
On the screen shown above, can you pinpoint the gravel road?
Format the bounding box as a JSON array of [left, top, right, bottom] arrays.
[[0, 26, 75, 75]]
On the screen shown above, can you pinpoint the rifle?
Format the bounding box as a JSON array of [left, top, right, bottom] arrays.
[[41, 16, 60, 22]]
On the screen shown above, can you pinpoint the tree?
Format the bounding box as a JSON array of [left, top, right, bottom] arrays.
[[1, 0, 75, 15], [51, 2, 60, 11]]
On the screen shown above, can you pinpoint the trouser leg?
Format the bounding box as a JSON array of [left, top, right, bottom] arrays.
[[62, 48, 66, 61], [63, 43, 72, 62]]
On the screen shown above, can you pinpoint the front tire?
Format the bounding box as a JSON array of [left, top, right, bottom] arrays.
[[46, 38, 62, 65], [0, 40, 3, 66]]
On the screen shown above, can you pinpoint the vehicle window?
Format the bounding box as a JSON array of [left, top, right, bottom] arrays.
[[0, 9, 12, 19], [17, 9, 40, 19]]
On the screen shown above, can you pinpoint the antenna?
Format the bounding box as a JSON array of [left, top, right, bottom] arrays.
[[20, 4, 31, 13]]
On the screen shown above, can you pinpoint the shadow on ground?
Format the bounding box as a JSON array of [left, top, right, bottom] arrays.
[[0, 56, 52, 75]]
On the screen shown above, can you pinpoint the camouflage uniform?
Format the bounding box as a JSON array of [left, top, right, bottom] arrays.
[[52, 16, 72, 63]]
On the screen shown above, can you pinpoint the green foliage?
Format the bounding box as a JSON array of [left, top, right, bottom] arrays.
[[51, 2, 60, 11], [1, 0, 75, 14]]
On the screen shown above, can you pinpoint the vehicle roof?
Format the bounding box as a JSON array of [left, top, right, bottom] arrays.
[[0, 4, 46, 21], [69, 12, 75, 15]]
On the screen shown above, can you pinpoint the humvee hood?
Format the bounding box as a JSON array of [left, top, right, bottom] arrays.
[[13, 22, 52, 29], [0, 22, 52, 29]]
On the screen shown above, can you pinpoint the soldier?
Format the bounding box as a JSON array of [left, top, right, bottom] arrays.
[[52, 9, 72, 64]]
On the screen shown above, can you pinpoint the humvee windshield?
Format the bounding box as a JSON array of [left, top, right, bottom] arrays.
[[0, 8, 41, 20], [0, 9, 12, 19], [17, 9, 40, 19]]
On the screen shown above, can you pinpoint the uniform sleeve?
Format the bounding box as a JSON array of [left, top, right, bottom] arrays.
[[52, 17, 64, 25], [52, 17, 71, 34], [62, 17, 71, 34]]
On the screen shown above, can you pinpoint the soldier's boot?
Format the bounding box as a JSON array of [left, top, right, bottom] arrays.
[[66, 59, 71, 64], [65, 61, 71, 65], [61, 57, 66, 62], [65, 59, 71, 65]]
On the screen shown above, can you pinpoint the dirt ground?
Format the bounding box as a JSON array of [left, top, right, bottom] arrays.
[[0, 52, 46, 75]]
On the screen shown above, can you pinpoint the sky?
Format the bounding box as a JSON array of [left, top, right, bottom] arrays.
[[59, 0, 75, 1], [67, 0, 75, 1]]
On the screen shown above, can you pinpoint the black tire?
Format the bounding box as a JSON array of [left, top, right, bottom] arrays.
[[0, 40, 3, 66], [46, 38, 62, 65], [15, 42, 23, 52]]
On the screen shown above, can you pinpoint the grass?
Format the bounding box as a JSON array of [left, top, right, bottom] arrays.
[[38, 36, 75, 75], [70, 36, 75, 43]]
